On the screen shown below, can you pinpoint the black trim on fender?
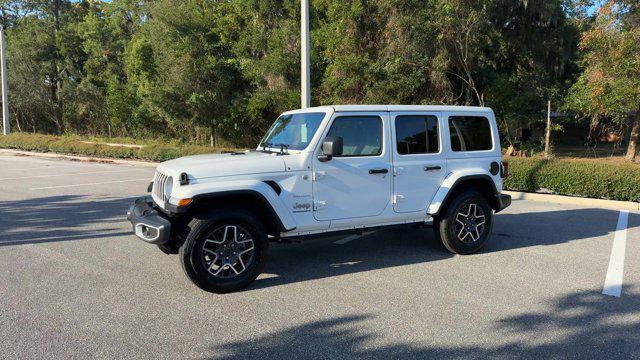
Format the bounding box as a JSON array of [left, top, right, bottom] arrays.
[[263, 180, 282, 195], [189, 190, 294, 232], [164, 201, 190, 214], [430, 175, 504, 216]]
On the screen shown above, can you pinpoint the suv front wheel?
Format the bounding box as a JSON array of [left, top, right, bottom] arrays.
[[179, 208, 268, 293], [435, 191, 493, 255]]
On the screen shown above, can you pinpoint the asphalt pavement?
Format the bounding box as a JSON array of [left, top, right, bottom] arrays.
[[0, 153, 638, 359]]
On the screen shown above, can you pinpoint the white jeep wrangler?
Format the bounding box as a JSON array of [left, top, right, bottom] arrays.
[[128, 105, 510, 293]]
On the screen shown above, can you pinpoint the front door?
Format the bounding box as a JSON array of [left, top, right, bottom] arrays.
[[312, 113, 392, 221], [391, 112, 446, 213]]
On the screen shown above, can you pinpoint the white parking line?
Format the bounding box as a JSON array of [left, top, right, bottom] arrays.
[[6, 166, 58, 171], [603, 210, 629, 297], [0, 169, 149, 181], [30, 178, 150, 190]]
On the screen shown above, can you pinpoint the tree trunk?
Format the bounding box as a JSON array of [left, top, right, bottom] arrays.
[[588, 114, 599, 141], [625, 111, 639, 161], [15, 110, 22, 132]]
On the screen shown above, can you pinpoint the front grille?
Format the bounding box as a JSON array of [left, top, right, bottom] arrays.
[[152, 171, 170, 204]]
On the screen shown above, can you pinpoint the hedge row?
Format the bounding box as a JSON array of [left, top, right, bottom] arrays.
[[0, 133, 239, 162], [504, 157, 640, 202]]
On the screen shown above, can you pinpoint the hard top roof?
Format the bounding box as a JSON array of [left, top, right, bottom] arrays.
[[283, 104, 492, 114]]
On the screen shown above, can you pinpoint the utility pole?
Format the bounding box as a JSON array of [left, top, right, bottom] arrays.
[[544, 100, 552, 158], [300, 0, 310, 108], [0, 25, 8, 135]]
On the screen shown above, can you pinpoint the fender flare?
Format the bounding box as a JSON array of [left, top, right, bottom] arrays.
[[428, 173, 499, 216], [169, 180, 297, 232]]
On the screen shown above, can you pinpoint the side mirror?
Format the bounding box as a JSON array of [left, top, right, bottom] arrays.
[[318, 137, 343, 162]]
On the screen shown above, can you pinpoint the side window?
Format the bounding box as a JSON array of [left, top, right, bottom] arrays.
[[448, 116, 493, 151], [325, 116, 382, 156], [395, 115, 439, 155]]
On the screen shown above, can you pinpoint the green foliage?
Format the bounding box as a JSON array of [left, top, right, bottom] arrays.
[[0, 133, 60, 152], [565, 1, 640, 160], [504, 157, 640, 202], [0, 133, 239, 162], [0, 0, 606, 148], [566, 2, 640, 121]]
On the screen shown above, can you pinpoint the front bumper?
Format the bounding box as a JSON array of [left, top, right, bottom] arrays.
[[126, 196, 172, 244], [495, 193, 512, 213]]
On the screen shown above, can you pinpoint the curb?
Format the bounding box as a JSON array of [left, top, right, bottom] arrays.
[[504, 190, 639, 211], [0, 148, 158, 167]]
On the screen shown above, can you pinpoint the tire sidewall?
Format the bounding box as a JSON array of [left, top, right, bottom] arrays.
[[439, 191, 493, 254], [180, 209, 268, 293]]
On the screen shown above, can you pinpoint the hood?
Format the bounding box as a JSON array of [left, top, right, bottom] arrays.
[[157, 151, 287, 180]]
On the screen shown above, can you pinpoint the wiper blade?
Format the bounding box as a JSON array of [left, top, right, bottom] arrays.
[[260, 141, 274, 153], [276, 143, 290, 154]]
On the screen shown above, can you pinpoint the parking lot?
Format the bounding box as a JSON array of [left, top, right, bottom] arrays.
[[0, 152, 638, 359]]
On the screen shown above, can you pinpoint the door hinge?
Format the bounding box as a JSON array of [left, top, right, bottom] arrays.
[[392, 195, 405, 204], [393, 167, 405, 176], [313, 200, 326, 211], [312, 171, 326, 181]]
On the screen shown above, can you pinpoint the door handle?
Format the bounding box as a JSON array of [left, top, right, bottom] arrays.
[[369, 168, 389, 175], [424, 165, 442, 171]]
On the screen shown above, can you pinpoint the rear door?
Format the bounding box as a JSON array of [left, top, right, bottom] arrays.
[[391, 112, 446, 213]]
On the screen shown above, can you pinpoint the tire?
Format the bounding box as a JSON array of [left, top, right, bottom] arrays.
[[434, 191, 493, 255], [179, 208, 268, 293]]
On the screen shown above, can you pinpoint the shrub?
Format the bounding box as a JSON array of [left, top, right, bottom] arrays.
[[0, 133, 58, 152], [504, 157, 640, 202], [0, 133, 241, 163]]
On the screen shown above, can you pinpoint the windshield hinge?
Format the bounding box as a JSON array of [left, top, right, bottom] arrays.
[[393, 167, 405, 176], [313, 201, 326, 211], [392, 195, 405, 204], [312, 171, 326, 181]]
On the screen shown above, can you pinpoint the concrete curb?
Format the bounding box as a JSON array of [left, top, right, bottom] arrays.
[[504, 190, 639, 211], [0, 148, 158, 167]]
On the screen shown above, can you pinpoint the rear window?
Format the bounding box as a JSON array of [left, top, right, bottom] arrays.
[[448, 116, 493, 152], [395, 115, 439, 155]]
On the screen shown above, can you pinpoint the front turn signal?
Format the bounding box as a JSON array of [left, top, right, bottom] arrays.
[[176, 198, 193, 207]]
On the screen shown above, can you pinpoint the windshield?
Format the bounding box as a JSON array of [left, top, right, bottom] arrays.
[[259, 112, 325, 151]]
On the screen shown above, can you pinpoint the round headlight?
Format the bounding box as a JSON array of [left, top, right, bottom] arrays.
[[163, 176, 173, 199]]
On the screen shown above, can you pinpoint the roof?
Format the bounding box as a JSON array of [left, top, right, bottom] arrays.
[[283, 105, 492, 115]]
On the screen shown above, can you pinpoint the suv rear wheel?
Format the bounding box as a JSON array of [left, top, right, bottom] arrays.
[[435, 191, 493, 255], [179, 208, 268, 293]]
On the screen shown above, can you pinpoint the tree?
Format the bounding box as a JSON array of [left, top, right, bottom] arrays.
[[125, 0, 248, 145], [4, 7, 62, 133], [567, 1, 640, 160], [0, 0, 599, 151]]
